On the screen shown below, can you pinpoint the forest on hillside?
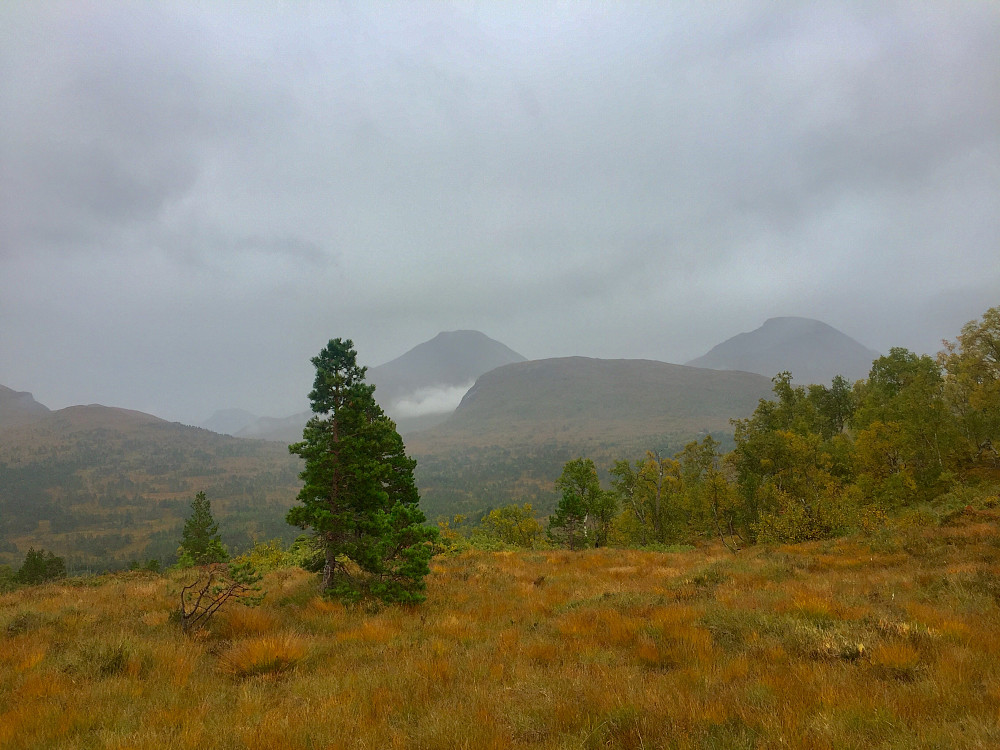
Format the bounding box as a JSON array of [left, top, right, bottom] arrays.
[[0, 430, 301, 572]]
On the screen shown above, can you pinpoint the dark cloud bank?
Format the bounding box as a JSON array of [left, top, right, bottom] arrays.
[[1, 2, 997, 424]]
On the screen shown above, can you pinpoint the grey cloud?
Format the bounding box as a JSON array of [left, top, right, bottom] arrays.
[[0, 3, 291, 256], [0, 2, 997, 423]]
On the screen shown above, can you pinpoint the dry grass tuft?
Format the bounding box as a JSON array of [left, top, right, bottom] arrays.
[[218, 632, 307, 678], [141, 610, 170, 627], [870, 641, 922, 681], [216, 605, 281, 637]]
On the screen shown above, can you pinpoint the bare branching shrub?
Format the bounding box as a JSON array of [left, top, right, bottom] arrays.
[[179, 561, 263, 634]]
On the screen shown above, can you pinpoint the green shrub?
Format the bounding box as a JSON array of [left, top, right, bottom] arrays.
[[234, 538, 293, 573], [753, 486, 857, 544], [288, 535, 325, 572], [474, 503, 544, 548], [129, 559, 161, 573]]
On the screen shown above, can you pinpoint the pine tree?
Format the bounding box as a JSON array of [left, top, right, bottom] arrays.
[[178, 491, 228, 566], [287, 338, 437, 603]]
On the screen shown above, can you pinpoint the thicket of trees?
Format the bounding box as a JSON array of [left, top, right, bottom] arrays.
[[463, 306, 999, 550], [15, 547, 66, 584], [0, 547, 68, 592]]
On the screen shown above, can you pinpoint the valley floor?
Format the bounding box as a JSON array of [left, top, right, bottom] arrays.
[[2, 508, 1000, 749]]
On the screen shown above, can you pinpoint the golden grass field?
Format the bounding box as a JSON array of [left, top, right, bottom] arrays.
[[2, 506, 999, 749]]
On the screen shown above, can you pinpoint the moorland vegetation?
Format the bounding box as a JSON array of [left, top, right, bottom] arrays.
[[2, 504, 999, 748]]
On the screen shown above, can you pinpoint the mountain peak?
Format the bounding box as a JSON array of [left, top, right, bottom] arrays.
[[0, 384, 51, 431], [381, 330, 524, 368], [369, 331, 525, 401], [686, 318, 879, 384], [427, 329, 494, 342], [762, 316, 828, 328], [368, 331, 526, 431], [232, 331, 526, 441]]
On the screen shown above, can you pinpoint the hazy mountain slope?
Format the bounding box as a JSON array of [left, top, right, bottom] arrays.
[[368, 330, 526, 405], [236, 411, 311, 443], [420, 357, 773, 446], [237, 330, 526, 440], [0, 385, 50, 431], [0, 354, 776, 560], [201, 408, 260, 436], [0, 405, 302, 569], [407, 358, 774, 519], [686, 317, 880, 384]]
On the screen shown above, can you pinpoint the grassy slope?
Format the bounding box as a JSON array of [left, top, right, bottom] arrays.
[[3, 504, 998, 749]]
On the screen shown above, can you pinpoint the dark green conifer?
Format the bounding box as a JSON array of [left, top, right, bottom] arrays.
[[178, 492, 228, 566], [287, 338, 437, 603]]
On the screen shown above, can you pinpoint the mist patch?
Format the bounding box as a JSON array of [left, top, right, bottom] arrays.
[[390, 382, 474, 418]]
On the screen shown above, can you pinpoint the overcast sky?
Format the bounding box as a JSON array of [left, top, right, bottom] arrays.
[[2, 2, 998, 424]]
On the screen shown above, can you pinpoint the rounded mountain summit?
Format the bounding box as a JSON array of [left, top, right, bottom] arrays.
[[685, 317, 880, 385]]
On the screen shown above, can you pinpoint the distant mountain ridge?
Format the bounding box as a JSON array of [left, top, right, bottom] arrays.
[[201, 408, 259, 436], [233, 330, 526, 441], [1, 357, 777, 548], [685, 317, 879, 384], [0, 385, 50, 431], [236, 412, 309, 443], [3, 318, 882, 537]]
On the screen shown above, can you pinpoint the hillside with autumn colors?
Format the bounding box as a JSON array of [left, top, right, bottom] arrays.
[[0, 405, 301, 569]]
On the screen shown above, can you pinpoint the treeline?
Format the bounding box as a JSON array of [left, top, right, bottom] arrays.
[[453, 306, 999, 550], [414, 434, 722, 521]]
